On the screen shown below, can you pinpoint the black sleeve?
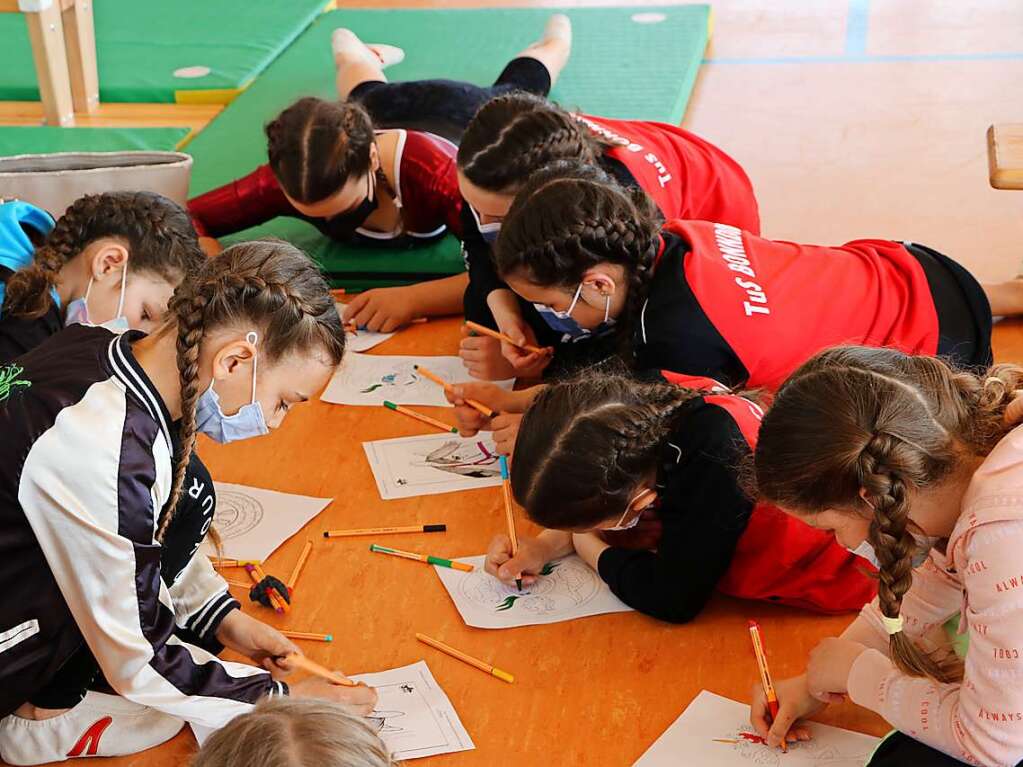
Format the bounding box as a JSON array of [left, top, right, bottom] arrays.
[[461, 203, 506, 326], [596, 401, 754, 623]]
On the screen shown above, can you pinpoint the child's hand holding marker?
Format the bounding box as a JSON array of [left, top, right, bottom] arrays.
[[749, 674, 821, 749], [459, 320, 552, 380], [483, 290, 554, 377], [342, 286, 420, 332], [445, 383, 541, 455], [485, 531, 573, 589]]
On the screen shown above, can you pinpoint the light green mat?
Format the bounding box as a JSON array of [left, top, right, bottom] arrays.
[[186, 5, 712, 288], [0, 0, 328, 104], [0, 127, 190, 156]]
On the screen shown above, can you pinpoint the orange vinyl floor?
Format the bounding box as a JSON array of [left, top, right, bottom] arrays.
[[6, 0, 1023, 764]]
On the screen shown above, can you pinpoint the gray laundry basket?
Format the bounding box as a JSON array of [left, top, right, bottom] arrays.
[[0, 151, 193, 217]]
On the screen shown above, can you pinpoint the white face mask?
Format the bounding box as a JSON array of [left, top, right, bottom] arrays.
[[601, 488, 656, 532], [65, 263, 130, 333]]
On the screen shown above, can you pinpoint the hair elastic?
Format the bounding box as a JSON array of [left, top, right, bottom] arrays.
[[881, 615, 904, 635]]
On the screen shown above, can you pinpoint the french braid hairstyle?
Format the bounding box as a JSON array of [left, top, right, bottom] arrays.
[[511, 368, 702, 528], [494, 159, 662, 362], [457, 92, 608, 194], [157, 239, 345, 542], [265, 97, 383, 204], [3, 191, 202, 319], [753, 345, 1023, 683]]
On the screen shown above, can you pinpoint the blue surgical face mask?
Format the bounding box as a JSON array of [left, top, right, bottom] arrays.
[[65, 264, 130, 332], [533, 282, 616, 343], [195, 331, 269, 444], [468, 205, 501, 244]]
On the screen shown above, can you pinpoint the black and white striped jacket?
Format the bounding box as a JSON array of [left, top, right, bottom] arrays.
[[0, 325, 284, 725]]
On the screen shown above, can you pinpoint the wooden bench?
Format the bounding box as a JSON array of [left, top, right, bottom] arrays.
[[1, 0, 98, 126], [988, 124, 1023, 190]]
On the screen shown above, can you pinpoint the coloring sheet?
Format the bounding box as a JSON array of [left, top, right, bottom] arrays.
[[633, 690, 879, 767], [434, 554, 634, 629], [321, 353, 513, 407], [363, 433, 503, 500], [199, 483, 332, 561], [191, 661, 473, 759], [337, 303, 396, 352], [352, 661, 475, 761]]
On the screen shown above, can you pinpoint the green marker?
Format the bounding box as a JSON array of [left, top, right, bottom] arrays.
[[369, 543, 475, 572]]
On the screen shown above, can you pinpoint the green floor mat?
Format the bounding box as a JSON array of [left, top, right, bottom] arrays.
[[189, 4, 711, 288], [0, 126, 190, 156], [0, 0, 327, 104]]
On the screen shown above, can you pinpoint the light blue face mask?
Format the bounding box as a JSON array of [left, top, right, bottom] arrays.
[[65, 265, 130, 333], [533, 282, 616, 343], [847, 532, 939, 569], [468, 204, 501, 244], [195, 331, 269, 444]]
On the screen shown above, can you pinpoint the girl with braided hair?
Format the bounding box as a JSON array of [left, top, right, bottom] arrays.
[[749, 346, 1023, 767], [456, 92, 759, 380], [187, 16, 569, 336], [0, 191, 204, 363], [487, 159, 1013, 391], [0, 240, 376, 765], [482, 367, 875, 623]]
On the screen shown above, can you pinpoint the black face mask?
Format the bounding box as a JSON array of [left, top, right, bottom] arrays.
[[319, 171, 379, 241]]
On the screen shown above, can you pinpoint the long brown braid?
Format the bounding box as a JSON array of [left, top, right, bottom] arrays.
[[4, 191, 202, 319], [511, 366, 703, 528], [157, 239, 345, 542], [494, 160, 661, 362], [754, 345, 1023, 682], [265, 97, 376, 204], [457, 92, 607, 193]]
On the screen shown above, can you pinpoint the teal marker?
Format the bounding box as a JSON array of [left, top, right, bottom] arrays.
[[369, 543, 474, 572]]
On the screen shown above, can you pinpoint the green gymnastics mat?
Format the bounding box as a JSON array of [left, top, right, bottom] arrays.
[[0, 0, 328, 104], [187, 5, 711, 288], [0, 127, 190, 156]]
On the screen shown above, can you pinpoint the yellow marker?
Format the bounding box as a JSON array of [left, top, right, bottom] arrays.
[[416, 633, 514, 684]]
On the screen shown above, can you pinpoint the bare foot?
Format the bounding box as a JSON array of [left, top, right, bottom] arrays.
[[332, 28, 405, 99], [516, 14, 573, 87]]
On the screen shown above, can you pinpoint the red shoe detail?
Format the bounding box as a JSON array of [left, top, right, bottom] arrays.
[[66, 716, 113, 757]]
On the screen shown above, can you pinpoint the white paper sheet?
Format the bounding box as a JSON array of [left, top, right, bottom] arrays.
[[633, 690, 879, 767], [363, 433, 503, 500], [191, 662, 472, 760], [434, 554, 634, 629], [336, 302, 396, 353], [321, 353, 513, 407], [199, 483, 331, 561], [190, 723, 215, 747], [353, 661, 475, 761]]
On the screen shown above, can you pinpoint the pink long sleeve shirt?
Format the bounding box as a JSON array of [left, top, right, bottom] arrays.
[[843, 425, 1023, 767]]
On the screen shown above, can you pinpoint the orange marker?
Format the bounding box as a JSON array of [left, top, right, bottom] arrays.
[[749, 620, 786, 752], [383, 401, 458, 433], [286, 540, 313, 594], [499, 456, 522, 591], [416, 633, 514, 684], [413, 365, 495, 417], [282, 631, 332, 642], [464, 321, 544, 354], [285, 653, 357, 687], [249, 564, 290, 614], [244, 564, 283, 615], [211, 558, 262, 568]]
